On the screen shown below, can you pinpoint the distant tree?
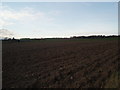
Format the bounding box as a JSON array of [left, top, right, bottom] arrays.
[[12, 37, 15, 40]]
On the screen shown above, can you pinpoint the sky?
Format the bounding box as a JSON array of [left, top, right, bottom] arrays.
[[0, 2, 118, 38]]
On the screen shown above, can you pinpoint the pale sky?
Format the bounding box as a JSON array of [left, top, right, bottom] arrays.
[[0, 2, 118, 38]]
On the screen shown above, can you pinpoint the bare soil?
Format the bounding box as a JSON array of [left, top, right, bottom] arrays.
[[2, 39, 119, 88]]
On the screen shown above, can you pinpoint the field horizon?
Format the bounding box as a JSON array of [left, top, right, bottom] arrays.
[[1, 1, 119, 88]]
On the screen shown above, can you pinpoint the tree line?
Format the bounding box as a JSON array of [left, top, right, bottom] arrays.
[[2, 35, 120, 42]]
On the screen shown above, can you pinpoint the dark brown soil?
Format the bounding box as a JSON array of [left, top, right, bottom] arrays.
[[2, 39, 119, 88]]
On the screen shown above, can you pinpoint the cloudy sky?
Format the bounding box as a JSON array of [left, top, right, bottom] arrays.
[[0, 2, 118, 38]]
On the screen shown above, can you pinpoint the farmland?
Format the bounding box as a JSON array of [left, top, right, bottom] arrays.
[[2, 38, 119, 88]]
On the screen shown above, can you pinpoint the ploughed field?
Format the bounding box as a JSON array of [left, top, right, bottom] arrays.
[[2, 38, 119, 88]]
